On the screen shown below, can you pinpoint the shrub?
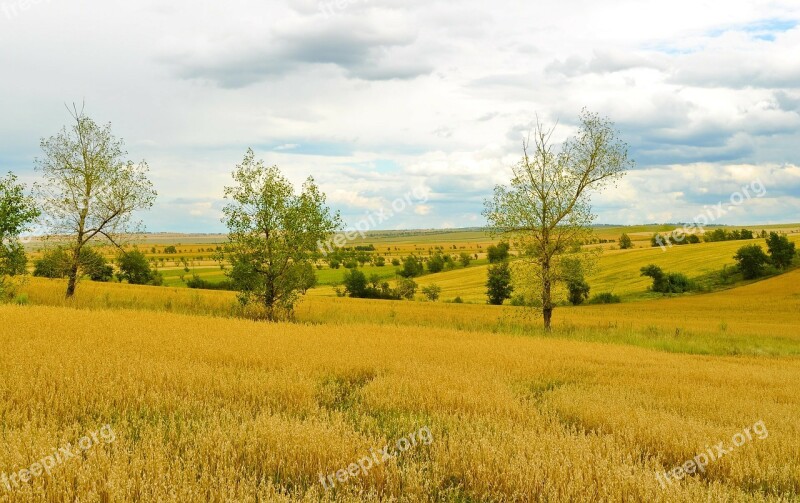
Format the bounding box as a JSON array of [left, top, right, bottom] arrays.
[[486, 261, 513, 305], [398, 256, 424, 278], [374, 256, 386, 267], [452, 296, 463, 303], [567, 279, 590, 306], [587, 292, 621, 304], [618, 233, 632, 249], [164, 245, 177, 254], [34, 246, 112, 282], [734, 244, 770, 279], [396, 278, 418, 300], [640, 264, 692, 293], [458, 252, 472, 267], [427, 254, 445, 273], [342, 269, 368, 298], [421, 284, 442, 301], [116, 249, 155, 285]]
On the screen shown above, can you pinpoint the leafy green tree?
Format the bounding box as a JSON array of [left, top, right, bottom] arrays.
[[640, 264, 666, 292], [458, 252, 472, 267], [398, 255, 424, 278], [484, 111, 631, 328], [566, 279, 590, 305], [734, 244, 770, 280], [486, 242, 510, 263], [427, 253, 445, 273], [0, 172, 39, 280], [766, 232, 796, 269], [618, 233, 632, 249], [117, 249, 155, 285], [486, 261, 514, 305], [421, 284, 442, 301], [217, 149, 342, 320], [34, 246, 111, 281], [342, 268, 368, 298], [640, 264, 691, 293], [396, 278, 418, 300], [35, 106, 156, 297]]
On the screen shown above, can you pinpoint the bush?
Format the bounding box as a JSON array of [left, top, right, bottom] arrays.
[[374, 256, 386, 267], [458, 252, 472, 267], [342, 269, 369, 297], [117, 249, 156, 285], [618, 233, 632, 249], [164, 245, 177, 254], [766, 232, 796, 269], [734, 244, 770, 279], [452, 296, 463, 303], [427, 254, 445, 273], [567, 279, 590, 305], [487, 242, 510, 263], [398, 256, 424, 278], [587, 292, 621, 304], [421, 284, 442, 301], [640, 264, 692, 293], [486, 261, 513, 305], [34, 246, 112, 282], [396, 278, 418, 300]]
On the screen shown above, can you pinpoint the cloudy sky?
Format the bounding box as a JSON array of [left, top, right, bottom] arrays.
[[1, 0, 799, 233]]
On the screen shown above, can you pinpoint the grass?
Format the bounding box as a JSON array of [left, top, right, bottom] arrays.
[[7, 227, 800, 501], [16, 265, 800, 357], [1, 301, 798, 501]]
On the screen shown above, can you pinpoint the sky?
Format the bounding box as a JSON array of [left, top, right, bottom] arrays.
[[1, 0, 799, 233]]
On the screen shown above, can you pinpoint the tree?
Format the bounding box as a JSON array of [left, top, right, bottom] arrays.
[[217, 149, 341, 321], [487, 242, 510, 263], [116, 249, 156, 285], [34, 246, 112, 282], [342, 268, 368, 298], [421, 284, 442, 301], [734, 244, 770, 280], [458, 251, 472, 267], [398, 255, 424, 278], [766, 232, 796, 269], [566, 279, 590, 305], [35, 106, 156, 297], [640, 264, 691, 294], [427, 253, 445, 273], [618, 233, 632, 249], [0, 172, 39, 280], [486, 261, 514, 305], [396, 278, 418, 300], [484, 110, 632, 328]]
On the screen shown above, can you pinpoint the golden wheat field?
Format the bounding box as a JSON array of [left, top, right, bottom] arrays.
[[0, 266, 799, 502]]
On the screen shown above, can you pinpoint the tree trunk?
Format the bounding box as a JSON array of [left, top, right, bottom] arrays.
[[66, 261, 79, 298], [543, 306, 552, 330], [542, 260, 553, 331]]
